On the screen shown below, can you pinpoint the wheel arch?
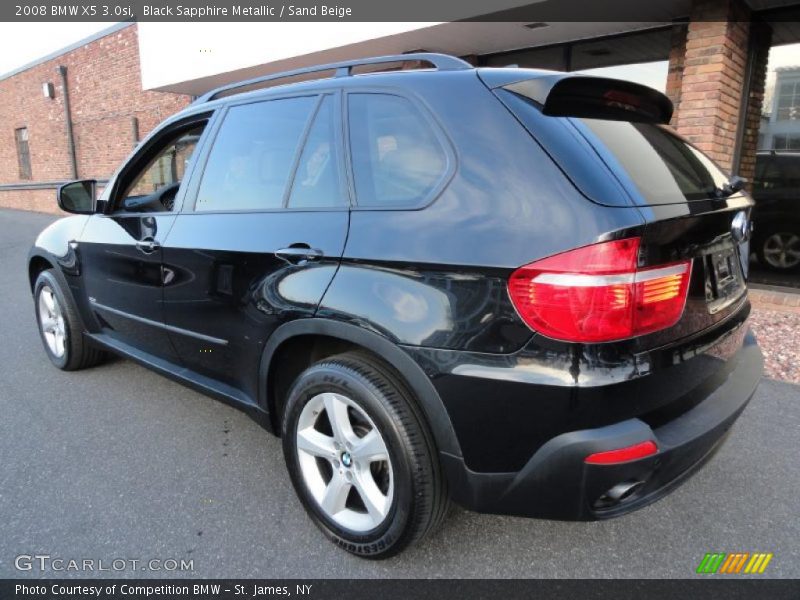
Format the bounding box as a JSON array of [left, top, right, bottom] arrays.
[[258, 318, 463, 458], [28, 253, 55, 293]]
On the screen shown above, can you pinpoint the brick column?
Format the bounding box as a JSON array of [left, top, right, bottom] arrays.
[[736, 21, 772, 186], [666, 23, 688, 117], [669, 0, 752, 174]]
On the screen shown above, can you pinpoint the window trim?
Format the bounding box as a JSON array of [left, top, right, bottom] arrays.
[[343, 87, 457, 211], [184, 89, 352, 215], [105, 111, 215, 215]]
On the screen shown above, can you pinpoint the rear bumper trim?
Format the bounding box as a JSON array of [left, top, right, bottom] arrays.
[[442, 331, 763, 520]]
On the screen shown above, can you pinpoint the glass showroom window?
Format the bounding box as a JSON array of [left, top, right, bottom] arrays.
[[759, 44, 800, 152], [777, 80, 800, 121]]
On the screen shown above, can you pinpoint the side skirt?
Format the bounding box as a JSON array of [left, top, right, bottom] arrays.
[[86, 332, 272, 430]]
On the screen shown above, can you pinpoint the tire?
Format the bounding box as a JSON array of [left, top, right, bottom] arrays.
[[33, 269, 105, 371], [754, 223, 800, 272], [281, 351, 448, 558]]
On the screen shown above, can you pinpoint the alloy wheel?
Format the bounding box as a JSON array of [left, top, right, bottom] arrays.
[[38, 285, 67, 358], [296, 392, 394, 532], [763, 232, 800, 270]]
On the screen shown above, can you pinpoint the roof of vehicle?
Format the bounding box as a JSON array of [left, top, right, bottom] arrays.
[[164, 52, 673, 126]]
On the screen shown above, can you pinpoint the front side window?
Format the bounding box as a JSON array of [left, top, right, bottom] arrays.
[[348, 93, 447, 207], [120, 124, 206, 212], [195, 96, 316, 211]]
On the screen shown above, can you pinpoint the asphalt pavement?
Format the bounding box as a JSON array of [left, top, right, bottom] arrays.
[[1, 207, 798, 579]]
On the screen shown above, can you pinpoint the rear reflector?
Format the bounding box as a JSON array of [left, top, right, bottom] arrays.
[[585, 440, 658, 465], [507, 237, 692, 343]]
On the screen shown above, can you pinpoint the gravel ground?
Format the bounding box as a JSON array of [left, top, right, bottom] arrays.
[[749, 307, 800, 384]]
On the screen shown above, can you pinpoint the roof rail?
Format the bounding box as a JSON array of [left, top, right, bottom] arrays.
[[194, 53, 472, 103]]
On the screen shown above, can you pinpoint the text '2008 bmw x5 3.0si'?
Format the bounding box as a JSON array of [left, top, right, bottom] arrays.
[[29, 54, 763, 558]]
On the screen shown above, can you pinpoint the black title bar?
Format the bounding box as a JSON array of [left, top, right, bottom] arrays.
[[6, 0, 800, 22], [3, 579, 800, 600]]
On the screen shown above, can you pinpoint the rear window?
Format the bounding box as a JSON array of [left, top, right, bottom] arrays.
[[576, 119, 730, 204], [497, 82, 731, 206]]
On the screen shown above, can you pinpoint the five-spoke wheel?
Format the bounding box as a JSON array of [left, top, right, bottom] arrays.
[[282, 352, 447, 558], [761, 231, 800, 271], [33, 269, 105, 370], [37, 284, 67, 358], [296, 392, 393, 532]]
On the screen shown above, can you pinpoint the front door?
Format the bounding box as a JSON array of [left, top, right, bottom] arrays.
[[79, 117, 210, 360], [161, 92, 350, 402]]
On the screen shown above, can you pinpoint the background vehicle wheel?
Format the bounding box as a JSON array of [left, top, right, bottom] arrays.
[[34, 269, 105, 371], [281, 351, 448, 558], [755, 225, 800, 272]]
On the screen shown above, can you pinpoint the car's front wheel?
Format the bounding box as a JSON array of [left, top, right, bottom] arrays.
[[34, 269, 105, 370], [281, 351, 447, 558]]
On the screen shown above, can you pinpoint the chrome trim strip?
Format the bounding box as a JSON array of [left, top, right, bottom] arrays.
[[91, 300, 228, 346], [634, 263, 689, 283], [532, 273, 634, 287], [531, 263, 688, 287]]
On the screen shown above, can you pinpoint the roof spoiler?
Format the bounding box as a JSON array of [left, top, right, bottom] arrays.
[[484, 70, 673, 124]]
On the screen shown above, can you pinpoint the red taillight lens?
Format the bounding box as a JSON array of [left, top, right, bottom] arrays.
[[585, 440, 658, 465], [508, 237, 691, 343]]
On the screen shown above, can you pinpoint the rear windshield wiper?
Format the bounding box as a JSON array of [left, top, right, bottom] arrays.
[[715, 175, 747, 198]]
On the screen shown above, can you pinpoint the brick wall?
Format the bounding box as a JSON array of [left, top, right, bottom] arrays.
[[0, 24, 190, 214], [669, 0, 752, 174]]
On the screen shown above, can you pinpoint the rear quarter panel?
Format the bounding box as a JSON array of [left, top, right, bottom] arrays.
[[318, 71, 645, 353]]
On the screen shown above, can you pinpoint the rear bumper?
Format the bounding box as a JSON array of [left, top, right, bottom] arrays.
[[441, 330, 763, 520]]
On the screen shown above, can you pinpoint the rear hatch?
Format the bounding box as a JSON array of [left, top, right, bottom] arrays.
[[482, 69, 753, 349]]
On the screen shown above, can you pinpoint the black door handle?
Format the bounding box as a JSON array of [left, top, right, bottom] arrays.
[[275, 244, 324, 264], [135, 239, 160, 254]]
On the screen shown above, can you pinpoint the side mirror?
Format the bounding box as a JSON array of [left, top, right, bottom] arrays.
[[57, 180, 97, 214]]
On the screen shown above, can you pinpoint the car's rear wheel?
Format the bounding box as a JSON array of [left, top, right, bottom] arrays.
[[281, 351, 447, 558], [34, 269, 105, 370]]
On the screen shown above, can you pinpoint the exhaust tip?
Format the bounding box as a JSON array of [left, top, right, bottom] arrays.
[[593, 479, 646, 509]]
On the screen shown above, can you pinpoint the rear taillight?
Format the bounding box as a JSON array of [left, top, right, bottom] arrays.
[[508, 237, 691, 343]]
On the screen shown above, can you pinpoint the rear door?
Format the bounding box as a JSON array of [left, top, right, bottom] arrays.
[[161, 91, 350, 402]]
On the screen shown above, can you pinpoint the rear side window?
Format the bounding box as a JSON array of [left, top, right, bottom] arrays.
[[348, 93, 447, 207], [195, 96, 316, 211], [577, 119, 729, 203]]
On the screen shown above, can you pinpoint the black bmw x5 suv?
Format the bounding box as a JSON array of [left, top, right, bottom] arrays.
[[30, 53, 763, 558]]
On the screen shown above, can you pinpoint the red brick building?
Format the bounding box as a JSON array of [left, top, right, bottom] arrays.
[[0, 23, 189, 213]]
